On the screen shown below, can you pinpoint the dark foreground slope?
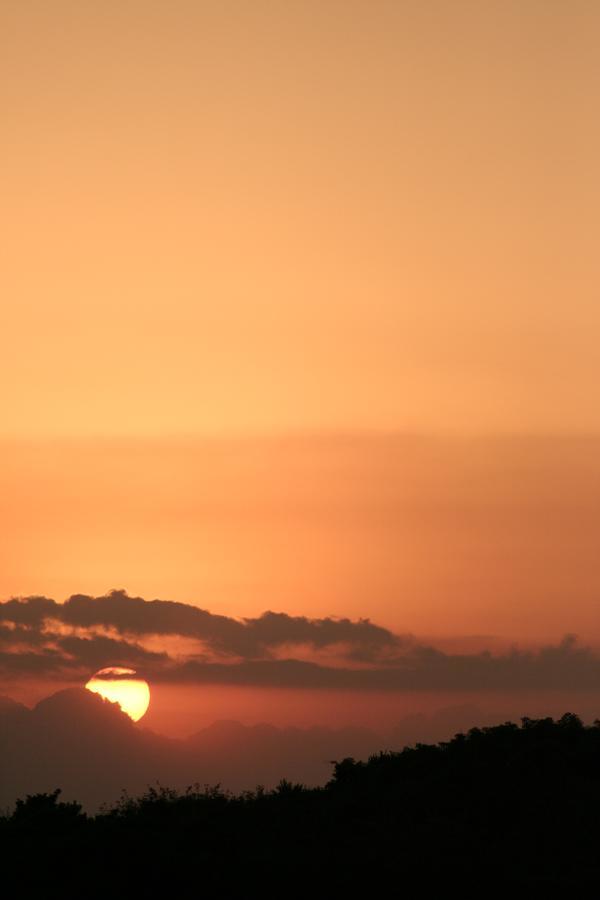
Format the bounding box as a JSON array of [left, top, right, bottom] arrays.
[[2, 713, 600, 895]]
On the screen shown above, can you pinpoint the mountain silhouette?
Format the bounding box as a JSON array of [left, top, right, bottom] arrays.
[[0, 688, 383, 811], [0, 687, 530, 815], [0, 694, 28, 724], [0, 689, 149, 811]]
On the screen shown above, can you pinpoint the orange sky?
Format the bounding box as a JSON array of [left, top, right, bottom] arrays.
[[1, 2, 599, 646], [1, 434, 599, 643], [1, 0, 599, 437]]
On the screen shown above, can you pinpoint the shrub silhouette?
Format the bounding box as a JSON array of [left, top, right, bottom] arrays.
[[3, 713, 600, 895], [10, 789, 85, 828]]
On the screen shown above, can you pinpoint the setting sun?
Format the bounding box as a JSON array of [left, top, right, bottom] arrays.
[[85, 666, 150, 723], [1, 0, 599, 891]]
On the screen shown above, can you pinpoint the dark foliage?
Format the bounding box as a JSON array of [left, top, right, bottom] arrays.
[[3, 713, 600, 895]]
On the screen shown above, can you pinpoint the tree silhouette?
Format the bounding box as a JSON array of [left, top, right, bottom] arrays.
[[11, 789, 84, 827], [3, 713, 600, 894]]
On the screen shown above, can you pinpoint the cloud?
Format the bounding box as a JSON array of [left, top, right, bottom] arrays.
[[161, 635, 600, 691], [0, 596, 56, 627], [56, 634, 169, 670], [0, 623, 50, 648], [0, 648, 65, 675], [0, 592, 599, 692], [0, 589, 402, 660]]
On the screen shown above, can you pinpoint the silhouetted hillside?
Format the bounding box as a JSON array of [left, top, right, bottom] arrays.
[[3, 713, 600, 894], [0, 695, 28, 724], [0, 688, 382, 811]]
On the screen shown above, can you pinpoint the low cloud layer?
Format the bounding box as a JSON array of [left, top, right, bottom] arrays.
[[1, 590, 599, 692], [0, 590, 401, 659]]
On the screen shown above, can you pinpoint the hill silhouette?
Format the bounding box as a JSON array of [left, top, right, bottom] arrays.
[[0, 687, 383, 811], [3, 711, 600, 893], [0, 686, 550, 812]]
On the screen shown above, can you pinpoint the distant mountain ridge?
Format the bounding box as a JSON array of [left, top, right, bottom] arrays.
[[0, 688, 384, 811], [0, 687, 532, 812]]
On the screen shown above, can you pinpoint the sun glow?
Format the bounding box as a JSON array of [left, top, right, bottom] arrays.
[[85, 666, 150, 722]]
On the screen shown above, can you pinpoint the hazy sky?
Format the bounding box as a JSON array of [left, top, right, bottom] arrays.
[[2, 0, 599, 437], [2, 434, 600, 642], [1, 1, 599, 665]]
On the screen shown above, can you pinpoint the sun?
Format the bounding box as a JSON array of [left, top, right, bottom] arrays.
[[85, 666, 150, 722]]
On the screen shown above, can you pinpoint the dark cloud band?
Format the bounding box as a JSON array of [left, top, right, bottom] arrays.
[[0, 590, 401, 659], [0, 592, 598, 692]]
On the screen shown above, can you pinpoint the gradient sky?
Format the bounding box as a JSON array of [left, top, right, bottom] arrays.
[[2, 0, 599, 437], [2, 434, 600, 643], [1, 0, 599, 682]]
